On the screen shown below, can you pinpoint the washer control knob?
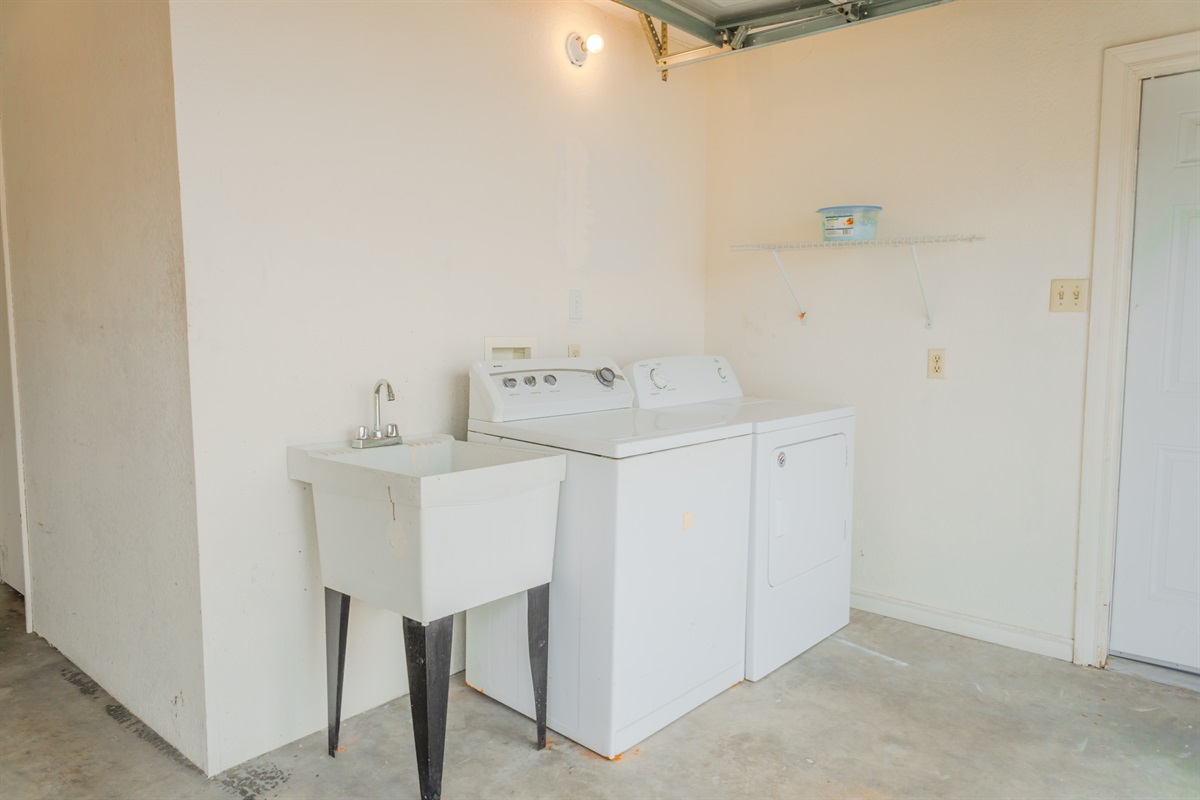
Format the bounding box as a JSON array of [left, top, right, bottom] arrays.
[[595, 367, 616, 387], [650, 368, 667, 390], [502, 377, 518, 389], [544, 374, 557, 386], [717, 366, 727, 379], [524, 375, 537, 387]]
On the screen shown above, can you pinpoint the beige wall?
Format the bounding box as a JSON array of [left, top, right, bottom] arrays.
[[0, 0, 207, 766], [168, 0, 709, 772], [703, 0, 1198, 656]]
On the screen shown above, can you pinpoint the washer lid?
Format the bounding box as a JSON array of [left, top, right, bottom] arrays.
[[468, 405, 752, 458]]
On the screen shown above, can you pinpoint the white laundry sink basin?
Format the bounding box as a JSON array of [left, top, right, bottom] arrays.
[[288, 435, 565, 622]]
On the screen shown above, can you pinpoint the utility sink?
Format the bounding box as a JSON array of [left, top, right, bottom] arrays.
[[288, 435, 565, 622]]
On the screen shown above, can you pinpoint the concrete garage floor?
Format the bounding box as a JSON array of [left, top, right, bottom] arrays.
[[2, 585, 1197, 800]]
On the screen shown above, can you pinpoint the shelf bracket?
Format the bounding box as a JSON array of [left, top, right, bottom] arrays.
[[770, 249, 808, 323], [909, 244, 934, 329], [637, 13, 670, 82], [733, 235, 983, 328]]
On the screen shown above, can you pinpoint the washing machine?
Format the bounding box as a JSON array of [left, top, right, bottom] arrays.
[[625, 355, 855, 682], [464, 357, 752, 758]]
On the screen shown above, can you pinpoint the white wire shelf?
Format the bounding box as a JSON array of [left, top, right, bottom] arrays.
[[731, 234, 985, 328], [732, 234, 984, 251]]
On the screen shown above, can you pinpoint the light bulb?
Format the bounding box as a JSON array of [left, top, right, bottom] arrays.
[[565, 32, 603, 67]]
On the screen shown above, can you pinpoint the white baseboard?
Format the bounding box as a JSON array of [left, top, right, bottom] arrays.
[[851, 590, 1074, 662]]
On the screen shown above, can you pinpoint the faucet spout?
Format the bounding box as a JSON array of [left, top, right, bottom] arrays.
[[373, 379, 395, 436], [352, 378, 400, 448]]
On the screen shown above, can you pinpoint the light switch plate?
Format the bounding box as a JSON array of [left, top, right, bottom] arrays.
[[1050, 279, 1089, 312]]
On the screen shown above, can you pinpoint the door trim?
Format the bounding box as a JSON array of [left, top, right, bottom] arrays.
[[1074, 31, 1200, 668], [0, 115, 32, 632]]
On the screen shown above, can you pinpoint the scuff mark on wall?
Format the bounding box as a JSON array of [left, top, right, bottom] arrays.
[[104, 702, 199, 770], [58, 663, 200, 771], [60, 668, 100, 697]]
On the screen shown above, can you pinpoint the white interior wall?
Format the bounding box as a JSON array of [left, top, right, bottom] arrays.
[[703, 0, 1199, 657], [168, 0, 709, 773], [0, 0, 207, 765]]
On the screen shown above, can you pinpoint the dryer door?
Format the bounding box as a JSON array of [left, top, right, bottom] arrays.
[[768, 433, 848, 587]]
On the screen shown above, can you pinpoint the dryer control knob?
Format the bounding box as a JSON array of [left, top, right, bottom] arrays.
[[524, 375, 537, 387], [502, 377, 518, 389], [595, 367, 616, 387], [544, 374, 557, 386], [650, 368, 667, 390], [717, 366, 727, 379]]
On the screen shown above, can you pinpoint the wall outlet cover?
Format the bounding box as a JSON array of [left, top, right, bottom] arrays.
[[927, 348, 946, 379]]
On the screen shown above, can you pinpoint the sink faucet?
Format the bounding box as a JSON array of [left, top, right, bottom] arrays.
[[352, 378, 400, 449], [373, 378, 395, 437]]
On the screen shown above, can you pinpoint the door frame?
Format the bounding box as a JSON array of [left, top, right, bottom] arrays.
[[0, 115, 33, 632], [1074, 31, 1200, 668]]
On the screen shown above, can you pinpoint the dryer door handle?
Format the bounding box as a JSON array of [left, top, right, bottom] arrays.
[[771, 498, 786, 539]]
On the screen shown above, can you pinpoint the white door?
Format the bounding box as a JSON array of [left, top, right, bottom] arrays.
[[768, 434, 847, 587], [1109, 70, 1200, 673]]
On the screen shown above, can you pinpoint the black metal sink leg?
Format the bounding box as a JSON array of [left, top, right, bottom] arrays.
[[526, 583, 550, 750], [324, 588, 351, 758], [403, 614, 454, 800]]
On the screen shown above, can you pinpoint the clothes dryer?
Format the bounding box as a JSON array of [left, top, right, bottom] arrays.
[[465, 357, 752, 757], [625, 355, 855, 681]]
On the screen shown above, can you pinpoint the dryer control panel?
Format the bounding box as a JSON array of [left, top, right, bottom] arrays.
[[625, 355, 743, 408], [469, 357, 633, 422]]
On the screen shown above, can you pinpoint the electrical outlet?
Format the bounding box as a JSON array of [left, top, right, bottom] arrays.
[[569, 289, 583, 321], [927, 348, 946, 379], [1050, 279, 1089, 312], [567, 344, 581, 358]]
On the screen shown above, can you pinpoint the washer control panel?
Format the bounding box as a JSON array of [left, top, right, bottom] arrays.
[[624, 355, 743, 408], [469, 357, 633, 422]]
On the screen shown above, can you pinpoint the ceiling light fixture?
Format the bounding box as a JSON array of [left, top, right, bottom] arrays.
[[566, 32, 604, 67]]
